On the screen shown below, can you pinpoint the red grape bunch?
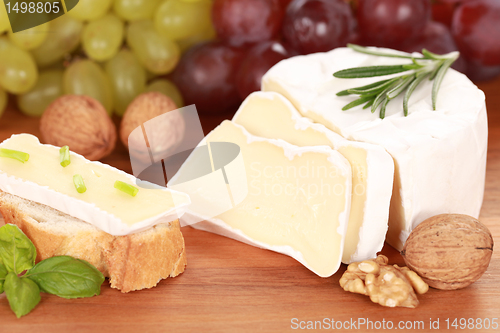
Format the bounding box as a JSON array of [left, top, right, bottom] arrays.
[[1, 0, 499, 119], [171, 0, 500, 116]]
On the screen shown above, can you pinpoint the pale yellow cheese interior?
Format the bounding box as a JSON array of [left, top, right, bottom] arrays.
[[233, 93, 368, 263], [206, 121, 349, 277], [0, 134, 189, 226]]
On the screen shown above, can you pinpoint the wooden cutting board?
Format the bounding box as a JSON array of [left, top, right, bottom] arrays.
[[1, 77, 499, 332]]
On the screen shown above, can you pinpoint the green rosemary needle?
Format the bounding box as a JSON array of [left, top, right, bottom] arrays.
[[333, 44, 459, 119]]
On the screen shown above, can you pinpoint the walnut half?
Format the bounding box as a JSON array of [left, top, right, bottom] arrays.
[[339, 255, 428, 308]]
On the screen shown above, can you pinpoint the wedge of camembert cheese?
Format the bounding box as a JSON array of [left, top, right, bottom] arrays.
[[233, 91, 394, 264], [171, 120, 352, 277], [0, 134, 190, 235], [262, 47, 488, 250]]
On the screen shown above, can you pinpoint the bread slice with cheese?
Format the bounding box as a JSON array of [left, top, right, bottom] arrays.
[[0, 191, 186, 293]]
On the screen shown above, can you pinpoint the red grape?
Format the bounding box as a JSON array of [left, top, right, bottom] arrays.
[[282, 0, 355, 54], [399, 21, 466, 73], [212, 0, 284, 46], [431, 0, 461, 28], [170, 41, 245, 115], [279, 0, 293, 8], [357, 0, 431, 48], [452, 0, 500, 66], [235, 40, 297, 100], [465, 60, 500, 82]]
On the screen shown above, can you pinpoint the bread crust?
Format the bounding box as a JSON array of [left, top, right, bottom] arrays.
[[0, 191, 186, 293]]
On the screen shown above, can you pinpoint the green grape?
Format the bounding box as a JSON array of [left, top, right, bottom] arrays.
[[113, 0, 162, 21], [145, 70, 157, 81], [0, 36, 8, 50], [63, 60, 114, 114], [178, 24, 216, 53], [31, 15, 83, 68], [67, 0, 113, 21], [105, 49, 146, 116], [145, 79, 184, 108], [17, 69, 63, 117], [0, 86, 7, 118], [154, 0, 212, 41], [126, 20, 180, 75], [0, 2, 11, 33], [0, 37, 38, 94], [82, 13, 124, 61], [8, 21, 49, 51]]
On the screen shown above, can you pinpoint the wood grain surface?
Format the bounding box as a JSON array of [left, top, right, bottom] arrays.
[[0, 76, 499, 333]]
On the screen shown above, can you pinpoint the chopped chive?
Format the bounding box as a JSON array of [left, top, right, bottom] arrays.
[[114, 180, 139, 197], [59, 146, 70, 167], [73, 174, 86, 194], [0, 148, 30, 163]]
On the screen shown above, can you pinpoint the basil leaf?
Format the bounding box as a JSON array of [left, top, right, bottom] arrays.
[[0, 224, 37, 274], [0, 263, 7, 293], [26, 256, 105, 299], [4, 272, 41, 318]]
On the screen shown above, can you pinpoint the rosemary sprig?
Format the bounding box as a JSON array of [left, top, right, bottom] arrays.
[[333, 44, 459, 119]]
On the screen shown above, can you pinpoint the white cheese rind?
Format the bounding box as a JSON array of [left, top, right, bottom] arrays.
[[232, 91, 394, 263], [0, 134, 190, 236], [262, 47, 488, 250], [172, 121, 352, 277]]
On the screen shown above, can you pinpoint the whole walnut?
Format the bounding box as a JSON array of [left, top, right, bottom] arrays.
[[40, 95, 117, 160], [402, 214, 494, 290], [120, 92, 185, 163]]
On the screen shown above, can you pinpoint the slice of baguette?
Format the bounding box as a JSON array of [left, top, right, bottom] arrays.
[[0, 190, 187, 293]]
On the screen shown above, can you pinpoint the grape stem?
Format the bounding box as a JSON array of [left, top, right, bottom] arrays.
[[334, 44, 460, 118]]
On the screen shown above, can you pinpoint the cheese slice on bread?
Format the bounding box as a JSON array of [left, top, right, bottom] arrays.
[[0, 134, 190, 292], [0, 134, 190, 236], [0, 191, 186, 292]]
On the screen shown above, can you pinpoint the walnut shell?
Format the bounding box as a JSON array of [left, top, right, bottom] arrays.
[[120, 92, 185, 163], [401, 214, 494, 290], [40, 95, 117, 160]]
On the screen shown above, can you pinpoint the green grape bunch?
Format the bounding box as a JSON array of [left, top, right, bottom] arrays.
[[0, 0, 213, 118]]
